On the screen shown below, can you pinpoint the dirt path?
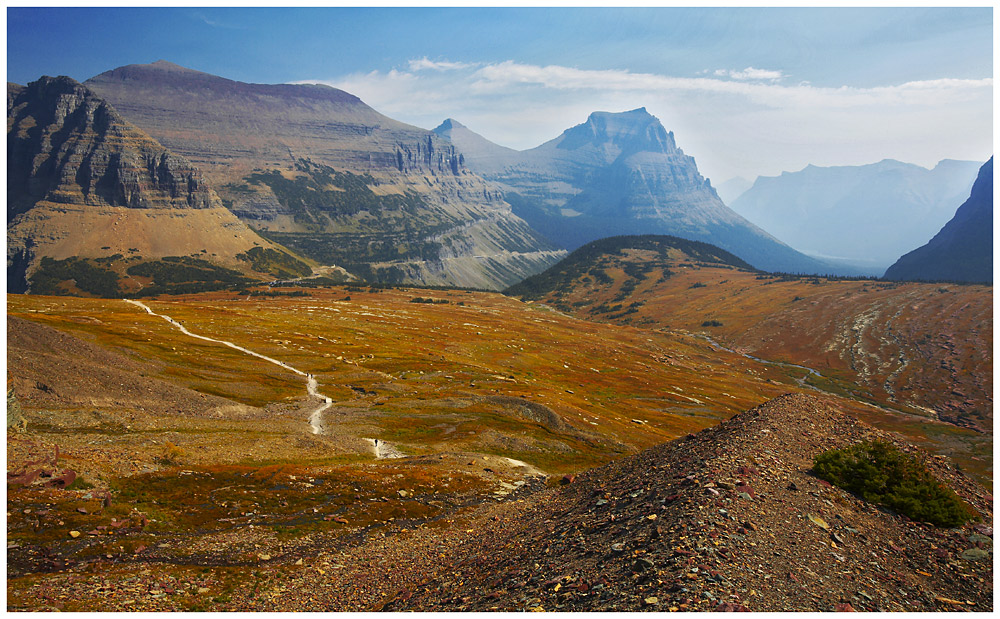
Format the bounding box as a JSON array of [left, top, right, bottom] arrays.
[[124, 299, 331, 434]]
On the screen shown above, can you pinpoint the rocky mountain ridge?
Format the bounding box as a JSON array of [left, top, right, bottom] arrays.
[[84, 61, 563, 289], [434, 109, 829, 274], [884, 157, 993, 284]]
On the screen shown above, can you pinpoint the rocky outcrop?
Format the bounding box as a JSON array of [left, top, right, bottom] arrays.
[[884, 157, 992, 283], [435, 109, 827, 274], [8, 76, 221, 215], [85, 61, 563, 289], [7, 76, 278, 290]]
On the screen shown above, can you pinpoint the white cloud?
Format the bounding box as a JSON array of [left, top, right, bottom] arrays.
[[296, 59, 993, 182], [408, 57, 479, 72], [714, 67, 786, 81]]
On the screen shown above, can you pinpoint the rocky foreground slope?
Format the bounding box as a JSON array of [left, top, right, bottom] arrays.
[[6, 388, 991, 611], [383, 394, 992, 612]]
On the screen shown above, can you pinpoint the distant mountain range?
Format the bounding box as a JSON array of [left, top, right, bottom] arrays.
[[10, 60, 988, 293], [884, 157, 992, 283], [434, 110, 828, 274], [7, 76, 285, 294], [729, 159, 981, 273], [83, 61, 563, 289]]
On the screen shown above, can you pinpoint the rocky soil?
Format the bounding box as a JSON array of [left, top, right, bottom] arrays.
[[8, 393, 991, 611], [387, 393, 992, 612]]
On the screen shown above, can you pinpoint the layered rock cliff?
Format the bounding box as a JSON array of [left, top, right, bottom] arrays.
[[7, 76, 278, 292]]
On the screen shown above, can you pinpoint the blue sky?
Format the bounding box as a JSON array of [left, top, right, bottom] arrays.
[[6, 6, 993, 182]]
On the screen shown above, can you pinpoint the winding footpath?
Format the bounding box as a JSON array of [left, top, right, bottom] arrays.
[[125, 300, 332, 434]]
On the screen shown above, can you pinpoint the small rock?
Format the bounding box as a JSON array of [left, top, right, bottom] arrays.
[[397, 490, 408, 498], [69, 531, 81, 538], [642, 597, 658, 607], [633, 557, 655, 572], [560, 475, 576, 485], [295, 558, 303, 566], [834, 603, 856, 612], [960, 548, 989, 561], [197, 587, 210, 594], [611, 542, 625, 553], [738, 492, 753, 501], [258, 553, 271, 561]]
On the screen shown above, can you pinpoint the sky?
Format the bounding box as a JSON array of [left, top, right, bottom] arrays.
[[6, 5, 994, 183]]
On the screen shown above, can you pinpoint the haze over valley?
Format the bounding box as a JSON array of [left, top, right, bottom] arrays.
[[6, 7, 993, 613]]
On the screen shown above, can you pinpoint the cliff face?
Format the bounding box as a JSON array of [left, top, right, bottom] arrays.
[[85, 61, 563, 289], [884, 157, 993, 284], [7, 76, 277, 292], [436, 109, 827, 274], [8, 76, 222, 215]]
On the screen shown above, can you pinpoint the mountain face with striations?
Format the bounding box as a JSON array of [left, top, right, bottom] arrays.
[[730, 159, 982, 274], [884, 157, 993, 283], [85, 61, 563, 289], [7, 76, 280, 293], [434, 109, 827, 274]]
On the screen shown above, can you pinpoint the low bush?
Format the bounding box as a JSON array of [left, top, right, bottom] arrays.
[[812, 440, 978, 528]]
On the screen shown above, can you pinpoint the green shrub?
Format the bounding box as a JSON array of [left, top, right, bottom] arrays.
[[812, 440, 977, 528]]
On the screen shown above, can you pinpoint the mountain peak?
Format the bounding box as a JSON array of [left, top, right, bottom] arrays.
[[556, 107, 675, 154], [435, 118, 466, 132]]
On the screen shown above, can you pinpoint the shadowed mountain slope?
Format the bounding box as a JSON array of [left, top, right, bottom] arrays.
[[85, 61, 563, 289], [7, 76, 282, 294], [386, 394, 992, 612], [884, 157, 993, 284], [434, 109, 828, 274]]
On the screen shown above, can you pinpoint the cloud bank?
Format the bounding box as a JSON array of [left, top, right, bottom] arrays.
[[297, 59, 992, 182]]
